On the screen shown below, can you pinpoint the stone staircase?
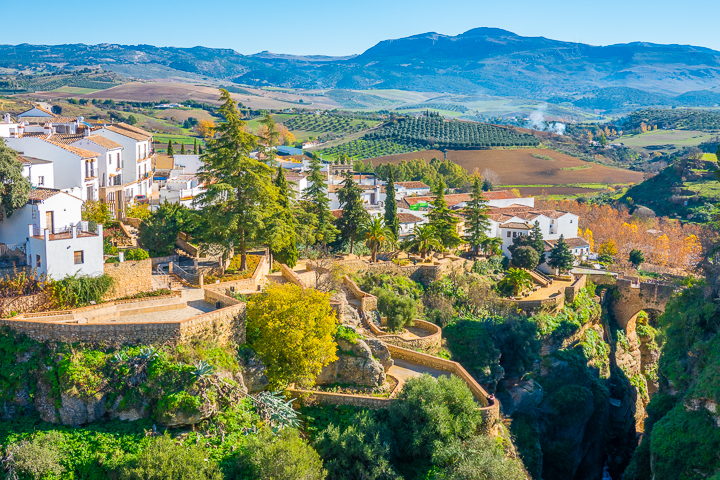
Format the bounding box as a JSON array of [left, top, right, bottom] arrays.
[[528, 268, 553, 287]]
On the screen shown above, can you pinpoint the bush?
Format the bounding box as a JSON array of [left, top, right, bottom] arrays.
[[7, 432, 64, 480], [246, 283, 338, 388], [119, 434, 223, 480], [139, 203, 182, 257], [389, 375, 481, 468], [125, 248, 150, 261], [434, 434, 528, 480], [52, 273, 115, 308], [373, 288, 419, 333], [232, 428, 327, 480], [511, 246, 540, 270], [315, 411, 400, 480]]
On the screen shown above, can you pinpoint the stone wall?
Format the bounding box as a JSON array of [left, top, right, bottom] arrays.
[[342, 275, 378, 313], [286, 388, 395, 409], [0, 302, 245, 346], [204, 255, 268, 292], [204, 287, 242, 309], [175, 235, 199, 257], [103, 258, 152, 300], [0, 293, 50, 318], [369, 319, 442, 354], [123, 217, 142, 228], [333, 257, 472, 286], [514, 295, 565, 314], [0, 265, 30, 281], [564, 274, 587, 303], [281, 263, 306, 288], [151, 254, 179, 268]]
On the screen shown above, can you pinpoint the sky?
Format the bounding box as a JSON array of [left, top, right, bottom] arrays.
[[4, 0, 720, 56]]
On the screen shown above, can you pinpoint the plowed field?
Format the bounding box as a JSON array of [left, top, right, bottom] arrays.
[[370, 148, 643, 185]]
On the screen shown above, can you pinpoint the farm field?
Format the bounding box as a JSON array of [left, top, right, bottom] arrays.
[[50, 86, 105, 94], [510, 186, 604, 197], [618, 129, 716, 154], [370, 148, 644, 185]]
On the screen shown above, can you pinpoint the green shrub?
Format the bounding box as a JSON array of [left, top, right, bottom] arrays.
[[354, 273, 423, 299], [125, 248, 150, 261], [231, 428, 327, 480], [335, 325, 361, 344], [314, 411, 400, 480], [119, 434, 223, 480], [52, 273, 115, 308], [58, 349, 108, 398], [373, 288, 418, 333], [434, 434, 527, 480], [389, 375, 481, 469], [7, 432, 65, 480]]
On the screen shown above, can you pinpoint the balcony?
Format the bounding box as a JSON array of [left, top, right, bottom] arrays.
[[29, 223, 100, 241]]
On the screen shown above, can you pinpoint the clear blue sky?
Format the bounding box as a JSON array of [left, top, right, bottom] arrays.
[[4, 0, 720, 55]]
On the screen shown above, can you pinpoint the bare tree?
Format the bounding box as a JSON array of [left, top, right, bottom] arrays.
[[306, 249, 346, 293], [481, 169, 500, 186]]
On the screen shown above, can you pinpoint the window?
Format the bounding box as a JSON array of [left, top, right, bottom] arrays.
[[36, 255, 41, 268], [74, 251, 84, 264], [507, 231, 511, 238], [37, 176, 44, 186], [570, 219, 573, 223], [512, 232, 517, 238]]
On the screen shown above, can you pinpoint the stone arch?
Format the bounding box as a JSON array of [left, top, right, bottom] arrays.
[[609, 279, 675, 338]]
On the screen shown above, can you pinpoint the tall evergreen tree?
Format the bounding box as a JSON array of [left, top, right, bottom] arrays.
[[0, 140, 31, 221], [462, 175, 490, 255], [193, 138, 198, 155], [166, 140, 174, 157], [259, 113, 280, 162], [302, 154, 338, 250], [180, 142, 186, 155], [428, 179, 461, 250], [528, 221, 545, 257], [336, 171, 369, 254], [547, 235, 575, 273], [194, 89, 277, 271], [198, 145, 203, 155], [268, 166, 298, 267], [384, 166, 399, 238]]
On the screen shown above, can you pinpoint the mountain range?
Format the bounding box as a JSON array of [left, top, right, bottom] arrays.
[[3, 28, 720, 100]]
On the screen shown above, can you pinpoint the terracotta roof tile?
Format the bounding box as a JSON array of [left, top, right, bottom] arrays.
[[48, 134, 84, 145], [102, 125, 151, 141], [330, 209, 343, 219], [115, 122, 152, 137], [44, 139, 99, 159], [396, 181, 430, 189], [27, 187, 61, 202], [398, 212, 424, 224], [21, 116, 79, 124], [543, 238, 590, 251], [83, 135, 123, 150], [501, 222, 532, 230]]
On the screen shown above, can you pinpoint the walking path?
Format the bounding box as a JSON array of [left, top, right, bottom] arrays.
[[388, 358, 450, 382], [109, 288, 214, 323]]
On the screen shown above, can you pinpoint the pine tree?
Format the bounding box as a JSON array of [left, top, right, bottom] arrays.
[[428, 179, 462, 250], [194, 89, 277, 271], [302, 154, 338, 250], [193, 138, 198, 155], [529, 221, 545, 257], [198, 145, 203, 155], [463, 175, 490, 255], [336, 171, 369, 254], [384, 166, 399, 238], [268, 166, 298, 267], [180, 142, 186, 155], [548, 235, 575, 273], [167, 140, 174, 157], [0, 141, 31, 221]]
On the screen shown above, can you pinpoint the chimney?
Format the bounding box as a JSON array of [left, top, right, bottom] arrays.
[[43, 124, 53, 137], [2, 113, 10, 124]]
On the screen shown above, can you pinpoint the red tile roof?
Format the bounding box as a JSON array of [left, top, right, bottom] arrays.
[[543, 238, 590, 251], [27, 187, 61, 202], [398, 212, 424, 224], [501, 222, 532, 230], [396, 181, 430, 189]]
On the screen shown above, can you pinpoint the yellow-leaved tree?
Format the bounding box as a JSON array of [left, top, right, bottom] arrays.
[[598, 240, 618, 256], [246, 283, 338, 388]]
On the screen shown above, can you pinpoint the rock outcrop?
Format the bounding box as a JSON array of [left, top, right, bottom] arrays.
[[364, 338, 394, 372], [238, 353, 269, 393], [316, 338, 386, 387]]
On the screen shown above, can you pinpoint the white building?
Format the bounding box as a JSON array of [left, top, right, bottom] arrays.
[[18, 156, 54, 189], [16, 105, 55, 119], [91, 123, 154, 199], [398, 212, 427, 237], [538, 237, 591, 275], [380, 181, 432, 203], [71, 135, 124, 191], [0, 188, 103, 280], [173, 154, 203, 175], [3, 135, 100, 201]]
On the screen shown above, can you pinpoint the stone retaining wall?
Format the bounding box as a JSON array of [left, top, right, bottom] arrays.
[[151, 254, 179, 268], [104, 259, 152, 300], [0, 301, 245, 346], [333, 258, 471, 285], [342, 275, 377, 312], [123, 217, 142, 228], [204, 287, 242, 309], [564, 274, 587, 303], [175, 235, 199, 257], [281, 263, 306, 288], [286, 389, 394, 409], [0, 293, 50, 318], [205, 255, 268, 291], [368, 319, 442, 354], [11, 293, 182, 320]]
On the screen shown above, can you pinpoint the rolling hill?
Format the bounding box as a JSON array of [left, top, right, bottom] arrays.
[[3, 28, 720, 101]]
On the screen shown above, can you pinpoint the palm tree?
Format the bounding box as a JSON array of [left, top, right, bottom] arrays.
[[363, 217, 394, 262], [404, 224, 443, 260], [481, 237, 503, 257], [498, 268, 533, 296]]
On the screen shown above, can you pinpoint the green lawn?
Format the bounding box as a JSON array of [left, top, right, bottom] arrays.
[[702, 153, 718, 161], [618, 129, 715, 153]]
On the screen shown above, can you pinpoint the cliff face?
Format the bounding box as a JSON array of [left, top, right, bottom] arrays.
[[624, 285, 720, 479]]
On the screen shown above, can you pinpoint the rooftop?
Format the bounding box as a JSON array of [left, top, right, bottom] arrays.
[[27, 187, 62, 202], [17, 155, 52, 165], [544, 238, 590, 251], [83, 135, 124, 150], [398, 212, 424, 224]]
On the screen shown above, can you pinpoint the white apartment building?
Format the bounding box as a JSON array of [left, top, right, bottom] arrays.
[[71, 135, 124, 190], [0, 188, 103, 279], [91, 123, 154, 199], [18, 156, 54, 189], [3, 135, 100, 201]]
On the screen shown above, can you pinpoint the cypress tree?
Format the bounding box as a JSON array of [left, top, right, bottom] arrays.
[[529, 221, 545, 258], [463, 174, 490, 255], [194, 89, 277, 271], [269, 166, 298, 267], [428, 179, 461, 250], [302, 154, 338, 250], [180, 142, 186, 155], [193, 138, 198, 155], [198, 145, 203, 155], [337, 171, 369, 254], [167, 140, 174, 157], [384, 166, 399, 238], [548, 235, 575, 273]]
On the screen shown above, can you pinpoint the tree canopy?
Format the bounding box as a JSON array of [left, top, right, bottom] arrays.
[[336, 171, 369, 254], [194, 89, 278, 271], [428, 179, 462, 250], [246, 283, 338, 388], [384, 166, 399, 238], [0, 140, 31, 221], [547, 235, 575, 273], [463, 174, 491, 254]]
